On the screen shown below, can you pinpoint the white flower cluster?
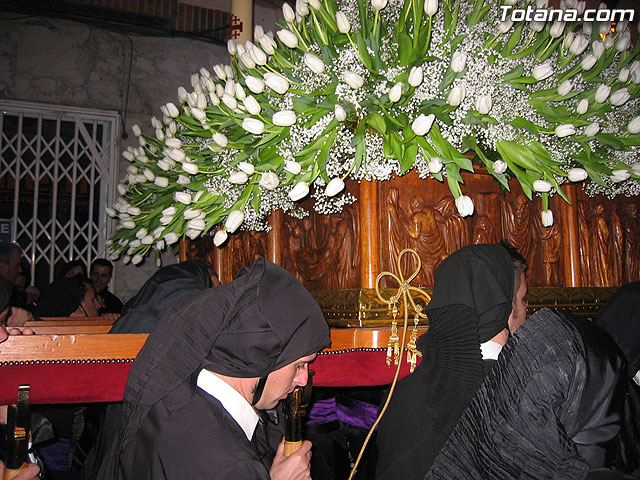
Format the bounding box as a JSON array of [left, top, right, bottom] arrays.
[[106, 0, 640, 262]]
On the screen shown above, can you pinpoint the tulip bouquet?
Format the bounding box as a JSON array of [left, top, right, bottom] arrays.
[[108, 0, 640, 264]]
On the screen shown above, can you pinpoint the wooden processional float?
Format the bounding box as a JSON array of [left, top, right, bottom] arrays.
[[1, 171, 636, 406]]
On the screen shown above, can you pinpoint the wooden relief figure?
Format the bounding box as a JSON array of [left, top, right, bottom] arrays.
[[501, 195, 537, 269], [622, 202, 640, 282], [320, 204, 360, 290], [534, 201, 562, 286], [229, 230, 267, 277], [471, 192, 503, 245], [386, 187, 471, 286]]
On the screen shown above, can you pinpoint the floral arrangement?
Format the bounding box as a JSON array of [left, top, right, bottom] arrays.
[[107, 0, 640, 264]]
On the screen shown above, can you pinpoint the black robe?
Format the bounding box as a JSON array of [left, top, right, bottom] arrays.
[[426, 308, 626, 480], [116, 374, 280, 479], [375, 243, 515, 480]]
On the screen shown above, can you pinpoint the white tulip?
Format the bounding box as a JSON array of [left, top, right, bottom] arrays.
[[166, 148, 186, 163], [533, 179, 553, 192], [192, 107, 208, 123], [334, 104, 347, 121], [259, 171, 280, 190], [284, 160, 302, 175], [213, 230, 228, 247], [408, 66, 423, 87], [213, 132, 229, 148], [610, 88, 630, 106], [187, 218, 206, 231], [611, 169, 630, 183], [229, 171, 249, 184], [174, 192, 192, 205], [240, 53, 256, 69], [616, 32, 631, 52], [128, 207, 142, 217], [532, 63, 553, 81], [135, 173, 147, 183], [343, 71, 364, 89], [264, 72, 290, 94], [243, 96, 262, 115], [592, 40, 604, 58], [236, 44, 246, 56], [618, 68, 630, 83], [227, 39, 237, 55], [577, 98, 589, 114], [282, 2, 296, 22], [154, 176, 169, 188], [182, 162, 199, 175], [493, 160, 508, 174], [558, 80, 573, 96], [152, 226, 165, 239], [209, 93, 220, 106], [131, 124, 142, 137], [165, 103, 179, 118], [336, 11, 350, 33], [304, 53, 325, 74], [581, 55, 597, 71], [549, 21, 565, 38], [451, 51, 467, 73], [289, 182, 310, 201], [594, 84, 611, 103], [424, 0, 438, 16], [455, 195, 474, 217], [225, 65, 234, 80], [225, 210, 244, 233], [143, 168, 155, 181], [162, 206, 177, 216], [258, 35, 276, 55], [371, 0, 388, 10], [213, 64, 226, 80], [131, 254, 144, 265], [604, 35, 614, 49], [242, 118, 266, 135], [177, 175, 190, 185], [475, 94, 492, 114], [563, 32, 576, 50], [105, 207, 117, 217], [541, 209, 554, 227], [273, 110, 297, 126], [325, 177, 345, 196], [277, 29, 299, 48], [185, 229, 201, 240], [140, 235, 154, 245], [555, 124, 575, 137], [309, 0, 321, 9], [530, 21, 545, 32], [569, 34, 589, 55], [238, 162, 255, 175], [583, 22, 592, 35], [235, 84, 246, 101], [254, 25, 264, 39], [164, 232, 179, 245], [567, 168, 588, 182], [121, 220, 136, 229], [245, 75, 265, 94], [215, 84, 225, 97], [127, 165, 138, 175], [296, 0, 309, 16], [389, 82, 402, 102], [447, 85, 466, 106], [497, 20, 513, 34], [632, 162, 640, 176], [428, 157, 443, 174], [628, 116, 640, 134], [411, 113, 435, 136]]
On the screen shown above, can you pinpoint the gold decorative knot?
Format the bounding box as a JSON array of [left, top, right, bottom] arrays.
[[375, 249, 431, 372]]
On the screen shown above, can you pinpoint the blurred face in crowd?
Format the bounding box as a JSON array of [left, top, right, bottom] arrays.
[[65, 265, 85, 278], [72, 283, 103, 317], [0, 251, 22, 285], [91, 265, 112, 292]]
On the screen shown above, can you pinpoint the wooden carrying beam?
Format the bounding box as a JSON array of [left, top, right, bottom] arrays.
[[0, 327, 423, 404]]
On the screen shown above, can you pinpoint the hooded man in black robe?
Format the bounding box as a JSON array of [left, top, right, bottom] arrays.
[[375, 243, 527, 480], [94, 257, 331, 479], [426, 308, 626, 480]]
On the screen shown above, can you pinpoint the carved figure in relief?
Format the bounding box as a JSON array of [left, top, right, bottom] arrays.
[[610, 208, 624, 285], [578, 201, 593, 284], [622, 203, 640, 282], [591, 203, 613, 286], [502, 195, 537, 268], [231, 230, 266, 277], [534, 204, 561, 285], [472, 193, 502, 245], [322, 207, 359, 289]]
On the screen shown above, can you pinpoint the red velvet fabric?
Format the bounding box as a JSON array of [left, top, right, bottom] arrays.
[[0, 350, 419, 404]]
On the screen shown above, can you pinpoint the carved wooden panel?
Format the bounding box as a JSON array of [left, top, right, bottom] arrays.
[[280, 182, 361, 291]]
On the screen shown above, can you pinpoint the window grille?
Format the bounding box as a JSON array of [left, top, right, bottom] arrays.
[[0, 100, 119, 289]]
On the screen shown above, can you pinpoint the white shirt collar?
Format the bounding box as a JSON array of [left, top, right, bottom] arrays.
[[633, 370, 640, 387], [480, 340, 503, 361], [197, 369, 260, 441]]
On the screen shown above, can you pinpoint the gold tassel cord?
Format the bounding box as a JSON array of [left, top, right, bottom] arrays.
[[347, 248, 431, 480]]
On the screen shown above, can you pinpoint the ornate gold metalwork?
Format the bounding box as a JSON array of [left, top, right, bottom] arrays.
[[374, 249, 431, 373]]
